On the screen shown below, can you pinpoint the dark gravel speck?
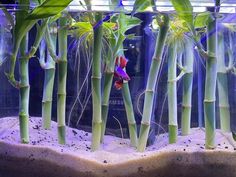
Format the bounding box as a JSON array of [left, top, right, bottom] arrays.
[[72, 130, 77, 136], [32, 125, 39, 130]]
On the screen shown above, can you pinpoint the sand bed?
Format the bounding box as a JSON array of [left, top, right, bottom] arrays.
[[0, 117, 236, 177]]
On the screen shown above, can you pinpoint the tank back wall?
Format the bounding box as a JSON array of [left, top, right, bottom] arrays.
[[0, 9, 236, 134]]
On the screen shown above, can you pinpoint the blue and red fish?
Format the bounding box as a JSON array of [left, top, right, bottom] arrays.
[[114, 56, 130, 90]]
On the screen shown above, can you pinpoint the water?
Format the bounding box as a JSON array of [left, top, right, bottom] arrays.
[[0, 1, 236, 177]]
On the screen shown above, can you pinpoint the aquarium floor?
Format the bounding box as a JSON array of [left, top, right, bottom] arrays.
[[0, 117, 236, 177]]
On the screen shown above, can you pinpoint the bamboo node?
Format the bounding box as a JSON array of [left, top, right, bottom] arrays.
[[141, 121, 150, 126], [42, 99, 53, 103], [58, 60, 67, 63], [128, 122, 137, 125], [28, 46, 37, 56], [182, 104, 192, 108], [204, 99, 215, 103], [208, 55, 216, 60], [218, 105, 230, 108], [19, 84, 30, 89], [45, 66, 56, 70], [217, 70, 227, 74], [153, 57, 161, 61], [91, 76, 102, 79], [145, 89, 154, 93], [167, 79, 177, 83], [19, 112, 28, 117], [102, 103, 109, 106], [185, 71, 193, 74], [92, 120, 102, 124]]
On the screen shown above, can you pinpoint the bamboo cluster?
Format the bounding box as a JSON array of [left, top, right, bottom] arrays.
[[2, 0, 234, 153]]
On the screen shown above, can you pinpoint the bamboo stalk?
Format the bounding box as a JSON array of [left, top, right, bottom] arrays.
[[42, 26, 57, 129], [181, 39, 194, 135], [204, 14, 217, 149], [138, 15, 169, 152], [217, 34, 231, 132], [57, 16, 68, 144], [167, 44, 178, 143], [91, 13, 103, 151], [122, 81, 138, 147], [19, 35, 30, 144], [101, 72, 113, 141], [100, 13, 126, 141]]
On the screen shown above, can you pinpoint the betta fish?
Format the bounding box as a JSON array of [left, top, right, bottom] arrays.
[[114, 56, 130, 90]]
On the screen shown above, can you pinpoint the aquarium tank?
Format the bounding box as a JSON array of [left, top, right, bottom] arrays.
[[0, 0, 236, 177]]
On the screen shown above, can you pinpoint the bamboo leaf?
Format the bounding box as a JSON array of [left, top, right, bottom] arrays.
[[71, 21, 117, 42], [103, 22, 117, 30], [119, 13, 141, 35], [132, 0, 154, 14], [48, 12, 62, 23], [194, 12, 212, 28], [26, 0, 72, 20], [170, 0, 193, 26]]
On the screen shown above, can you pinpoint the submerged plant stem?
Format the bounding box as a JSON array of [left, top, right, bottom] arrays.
[[204, 16, 217, 149], [91, 13, 103, 151], [122, 82, 138, 147], [42, 29, 56, 129], [181, 40, 194, 135], [167, 44, 178, 143], [217, 34, 230, 132], [19, 35, 30, 144], [101, 72, 113, 141], [57, 16, 68, 144], [138, 15, 169, 152]]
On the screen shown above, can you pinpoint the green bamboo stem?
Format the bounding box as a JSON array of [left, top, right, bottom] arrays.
[[100, 24, 125, 142], [122, 81, 138, 147], [19, 35, 30, 144], [7, 19, 36, 87], [167, 44, 178, 144], [57, 16, 68, 144], [91, 13, 103, 151], [101, 72, 114, 141], [27, 20, 48, 58], [42, 26, 57, 130], [204, 16, 217, 149], [217, 34, 231, 132], [100, 13, 126, 141], [138, 15, 169, 152], [6, 0, 36, 88], [181, 40, 194, 135]]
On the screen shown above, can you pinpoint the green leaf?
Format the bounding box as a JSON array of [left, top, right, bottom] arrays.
[[132, 0, 154, 14], [194, 12, 212, 28], [103, 22, 117, 30], [48, 12, 62, 24], [71, 22, 92, 37], [170, 0, 193, 26], [26, 0, 72, 20], [119, 13, 141, 35]]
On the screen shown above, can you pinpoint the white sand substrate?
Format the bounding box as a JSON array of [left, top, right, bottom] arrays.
[[0, 117, 236, 177]]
